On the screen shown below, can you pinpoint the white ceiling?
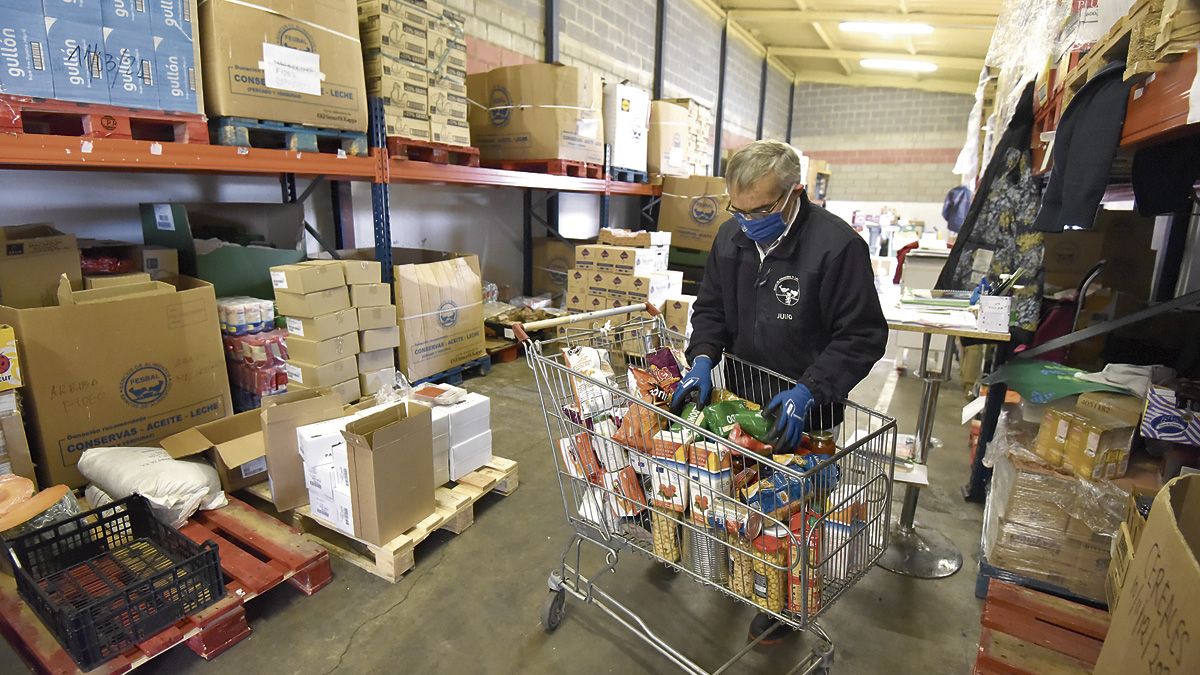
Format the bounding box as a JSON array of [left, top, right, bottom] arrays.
[[719, 0, 1001, 94]]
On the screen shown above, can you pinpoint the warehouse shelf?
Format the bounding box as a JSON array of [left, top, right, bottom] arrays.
[[0, 134, 379, 180], [387, 158, 661, 196], [1121, 49, 1198, 147]]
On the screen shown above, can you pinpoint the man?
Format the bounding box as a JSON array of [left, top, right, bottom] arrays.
[[670, 140, 888, 642]]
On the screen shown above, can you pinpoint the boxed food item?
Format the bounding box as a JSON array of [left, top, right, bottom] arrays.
[[0, 9, 55, 98], [151, 0, 204, 114], [275, 287, 351, 318], [565, 292, 589, 313], [260, 389, 345, 510], [350, 283, 391, 308], [285, 308, 358, 341], [357, 305, 397, 330], [603, 81, 650, 173], [197, 0, 368, 131], [658, 176, 729, 252], [340, 259, 382, 285], [43, 15, 109, 104], [598, 228, 670, 249], [102, 23, 159, 108], [466, 63, 603, 164], [663, 295, 696, 335], [271, 262, 346, 294], [533, 237, 582, 299], [1063, 409, 1135, 481], [286, 334, 361, 365], [648, 445, 689, 512], [0, 325, 20, 392], [565, 268, 589, 299], [1034, 408, 1079, 467], [360, 325, 401, 352], [576, 245, 668, 276], [1, 276, 230, 487], [1141, 384, 1200, 445], [159, 409, 268, 493], [286, 355, 357, 388], [0, 224, 82, 309], [392, 248, 485, 382], [648, 100, 690, 176], [357, 348, 395, 374]]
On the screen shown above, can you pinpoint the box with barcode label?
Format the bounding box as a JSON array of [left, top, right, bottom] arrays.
[[270, 262, 346, 295], [0, 10, 55, 98]]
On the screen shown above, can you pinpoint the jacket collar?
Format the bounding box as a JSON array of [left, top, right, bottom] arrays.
[[731, 189, 813, 256]]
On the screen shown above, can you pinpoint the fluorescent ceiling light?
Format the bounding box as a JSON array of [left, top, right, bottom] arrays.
[[840, 21, 935, 35], [860, 58, 938, 73]]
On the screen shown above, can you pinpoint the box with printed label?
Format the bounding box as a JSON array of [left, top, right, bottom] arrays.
[[260, 389, 344, 510], [360, 325, 401, 352], [577, 245, 667, 276], [603, 81, 650, 173], [598, 228, 670, 249], [160, 409, 268, 493], [358, 0, 437, 30], [287, 355, 357, 388], [286, 333, 360, 365], [41, 0, 104, 23], [565, 267, 589, 299], [430, 117, 470, 146], [351, 283, 391, 308], [372, 76, 428, 116], [340, 259, 382, 285], [102, 0, 154, 26], [357, 305, 396, 330], [658, 176, 728, 252], [44, 16, 109, 104], [663, 295, 696, 334], [359, 367, 396, 396], [357, 348, 394, 374], [153, 33, 201, 113], [285, 308, 358, 341], [0, 325, 22, 392], [149, 0, 195, 36], [0, 224, 82, 310], [275, 286, 351, 318], [385, 110, 431, 140], [0, 11, 55, 98], [364, 50, 429, 82], [584, 270, 614, 296], [391, 248, 485, 382], [565, 292, 588, 313], [428, 86, 467, 118], [271, 262, 346, 294], [140, 245, 179, 280], [198, 0, 367, 131], [361, 21, 426, 63]]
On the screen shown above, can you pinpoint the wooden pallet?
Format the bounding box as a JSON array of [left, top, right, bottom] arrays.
[[609, 167, 649, 183], [210, 117, 368, 156], [975, 555, 1107, 610], [387, 137, 480, 166], [484, 158, 604, 179], [287, 457, 518, 583], [412, 354, 493, 386], [974, 581, 1109, 675], [0, 496, 331, 674], [0, 94, 208, 143], [485, 338, 522, 364], [1060, 0, 1162, 110]]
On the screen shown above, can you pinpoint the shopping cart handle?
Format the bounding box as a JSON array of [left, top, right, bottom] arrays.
[[510, 302, 661, 342]]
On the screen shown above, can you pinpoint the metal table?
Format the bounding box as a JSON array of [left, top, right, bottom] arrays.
[[878, 318, 1010, 578]]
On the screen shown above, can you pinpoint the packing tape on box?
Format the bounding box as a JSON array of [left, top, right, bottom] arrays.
[[220, 0, 362, 43], [465, 98, 597, 113], [398, 300, 483, 321], [661, 191, 729, 199]]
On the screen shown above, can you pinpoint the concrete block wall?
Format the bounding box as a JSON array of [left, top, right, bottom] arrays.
[[721, 35, 761, 151], [791, 83, 972, 202], [560, 0, 657, 88], [660, 0, 722, 108], [448, 0, 545, 67], [762, 64, 790, 142]]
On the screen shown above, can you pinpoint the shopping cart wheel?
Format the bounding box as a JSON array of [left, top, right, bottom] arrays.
[[541, 589, 566, 633]]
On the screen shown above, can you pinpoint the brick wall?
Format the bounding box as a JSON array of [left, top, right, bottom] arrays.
[[661, 0, 722, 108], [791, 83, 971, 202], [761, 64, 790, 141], [560, 0, 657, 88], [722, 34, 761, 150], [448, 0, 545, 67]]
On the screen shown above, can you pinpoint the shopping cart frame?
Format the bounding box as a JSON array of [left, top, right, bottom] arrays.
[[515, 304, 898, 675]]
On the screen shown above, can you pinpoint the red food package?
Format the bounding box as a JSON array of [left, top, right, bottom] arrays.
[[558, 433, 604, 484], [613, 403, 665, 453], [729, 422, 774, 455], [603, 466, 647, 516]]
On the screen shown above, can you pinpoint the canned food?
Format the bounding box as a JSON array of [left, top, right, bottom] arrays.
[[752, 526, 788, 613]]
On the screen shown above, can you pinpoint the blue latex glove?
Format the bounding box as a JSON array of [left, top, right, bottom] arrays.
[[670, 355, 714, 415], [765, 384, 815, 451]]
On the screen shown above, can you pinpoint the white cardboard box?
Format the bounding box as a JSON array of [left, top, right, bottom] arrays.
[[448, 392, 490, 445], [450, 429, 492, 480], [359, 367, 397, 396], [433, 433, 450, 486], [603, 81, 650, 173]]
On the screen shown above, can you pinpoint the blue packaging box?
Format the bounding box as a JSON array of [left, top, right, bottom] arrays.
[[101, 0, 153, 29], [149, 0, 193, 40], [41, 0, 105, 24], [153, 35, 197, 113], [0, 10, 57, 97], [44, 16, 109, 104], [103, 25, 157, 108]]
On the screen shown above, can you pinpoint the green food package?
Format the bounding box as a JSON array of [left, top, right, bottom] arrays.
[[669, 403, 703, 432], [733, 410, 774, 442], [702, 400, 753, 437]]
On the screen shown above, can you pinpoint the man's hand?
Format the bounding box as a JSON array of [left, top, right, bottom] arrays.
[[765, 384, 815, 451], [669, 355, 714, 415]]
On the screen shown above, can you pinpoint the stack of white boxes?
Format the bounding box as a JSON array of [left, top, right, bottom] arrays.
[[343, 261, 401, 397], [297, 414, 357, 533], [273, 261, 361, 405], [564, 229, 683, 314], [424, 392, 492, 485]]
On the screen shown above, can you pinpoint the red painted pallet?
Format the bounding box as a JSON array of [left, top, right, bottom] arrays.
[[0, 495, 331, 674], [387, 137, 480, 167], [483, 158, 604, 179], [0, 94, 208, 144], [973, 581, 1110, 675]]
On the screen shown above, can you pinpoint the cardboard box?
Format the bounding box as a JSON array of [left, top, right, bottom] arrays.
[[1096, 475, 1200, 674], [598, 228, 670, 249], [286, 334, 360, 365], [286, 355, 356, 389], [44, 16, 109, 104], [341, 402, 434, 545], [1043, 209, 1157, 298], [197, 0, 367, 131], [357, 305, 396, 331], [532, 237, 581, 299], [0, 224, 82, 309], [603, 81, 650, 172], [0, 325, 20, 392], [466, 63, 603, 164], [565, 292, 588, 313], [449, 429, 491, 480], [1, 276, 229, 487], [663, 295, 696, 335], [103, 26, 159, 108], [341, 259, 382, 285], [385, 110, 431, 140], [275, 287, 351, 319], [260, 389, 344, 510], [1063, 408, 1135, 480], [0, 10, 56, 98], [648, 100, 690, 176], [392, 249, 485, 382], [0, 409, 35, 484], [328, 378, 361, 405], [446, 392, 489, 445], [285, 308, 358, 341], [657, 176, 728, 252], [1077, 391, 1144, 427], [357, 348, 395, 374], [140, 245, 179, 280], [576, 245, 667, 276], [160, 409, 267, 492], [565, 267, 589, 299], [360, 325, 400, 352], [101, 0, 154, 27], [84, 272, 153, 289], [1142, 385, 1200, 444], [149, 0, 195, 36], [270, 262, 346, 294], [430, 116, 470, 147], [154, 30, 203, 114], [58, 276, 174, 305], [359, 367, 396, 395], [351, 283, 391, 308], [361, 18, 426, 63], [358, 0, 438, 31]]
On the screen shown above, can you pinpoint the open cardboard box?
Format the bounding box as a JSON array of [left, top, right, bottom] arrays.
[[160, 410, 268, 493]]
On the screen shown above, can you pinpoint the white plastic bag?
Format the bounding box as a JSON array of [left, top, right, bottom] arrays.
[[77, 447, 228, 528]]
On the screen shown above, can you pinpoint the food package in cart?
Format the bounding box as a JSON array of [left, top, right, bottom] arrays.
[[788, 511, 825, 616], [625, 346, 684, 406], [590, 418, 628, 471], [601, 466, 646, 517], [558, 433, 604, 484], [562, 345, 617, 416], [688, 440, 733, 525], [648, 443, 689, 512], [613, 403, 665, 452]]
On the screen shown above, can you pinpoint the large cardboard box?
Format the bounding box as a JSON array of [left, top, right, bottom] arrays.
[[0, 276, 230, 487], [1043, 209, 1156, 298], [286, 334, 361, 365], [286, 355, 357, 388], [0, 10, 56, 98], [271, 262, 346, 294], [1096, 475, 1200, 674], [603, 81, 650, 173], [285, 307, 358, 341], [342, 402, 434, 545], [1, 408, 35, 485], [260, 389, 344, 510], [0, 325, 20, 392], [466, 63, 603, 164], [532, 237, 582, 300], [0, 225, 82, 309], [160, 409, 269, 492], [657, 176, 728, 252], [392, 249, 485, 382], [197, 0, 368, 131], [648, 100, 690, 176]]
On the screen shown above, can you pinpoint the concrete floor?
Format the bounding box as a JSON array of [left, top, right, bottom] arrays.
[[3, 351, 987, 675]]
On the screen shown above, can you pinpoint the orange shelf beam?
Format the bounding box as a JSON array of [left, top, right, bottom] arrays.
[[1122, 50, 1199, 147]]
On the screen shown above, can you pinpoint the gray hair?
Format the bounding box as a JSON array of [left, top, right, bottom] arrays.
[[725, 140, 804, 194]]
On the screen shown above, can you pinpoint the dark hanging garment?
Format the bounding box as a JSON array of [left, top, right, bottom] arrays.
[[942, 185, 973, 232], [1132, 135, 1200, 216], [937, 83, 1044, 333]]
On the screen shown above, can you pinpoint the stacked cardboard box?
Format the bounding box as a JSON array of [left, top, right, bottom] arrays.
[[422, 391, 492, 485], [660, 98, 714, 176], [603, 81, 650, 173], [657, 176, 729, 252], [358, 0, 470, 146], [564, 229, 682, 313], [272, 261, 360, 405], [0, 0, 202, 112], [662, 295, 697, 338], [345, 260, 400, 396]]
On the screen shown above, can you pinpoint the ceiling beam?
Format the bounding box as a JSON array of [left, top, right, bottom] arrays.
[[728, 10, 997, 29], [769, 47, 983, 70], [794, 0, 853, 76], [792, 71, 977, 95]]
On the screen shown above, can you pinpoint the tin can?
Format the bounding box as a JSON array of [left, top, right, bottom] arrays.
[[685, 526, 728, 585]]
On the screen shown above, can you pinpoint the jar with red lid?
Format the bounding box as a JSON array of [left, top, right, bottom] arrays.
[[751, 526, 789, 613]]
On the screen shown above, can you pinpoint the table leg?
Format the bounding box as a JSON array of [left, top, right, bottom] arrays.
[[878, 333, 964, 579]]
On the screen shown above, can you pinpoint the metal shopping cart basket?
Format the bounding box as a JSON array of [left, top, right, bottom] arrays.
[[513, 304, 898, 675]]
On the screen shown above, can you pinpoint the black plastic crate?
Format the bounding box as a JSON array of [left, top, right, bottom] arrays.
[[1, 494, 224, 670]]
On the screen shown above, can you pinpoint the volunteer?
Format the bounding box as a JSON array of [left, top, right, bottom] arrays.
[[670, 140, 888, 643]]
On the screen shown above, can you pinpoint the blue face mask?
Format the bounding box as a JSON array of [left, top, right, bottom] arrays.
[[735, 210, 790, 242]]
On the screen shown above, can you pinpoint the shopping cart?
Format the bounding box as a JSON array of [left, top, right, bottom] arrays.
[[514, 304, 898, 674]]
